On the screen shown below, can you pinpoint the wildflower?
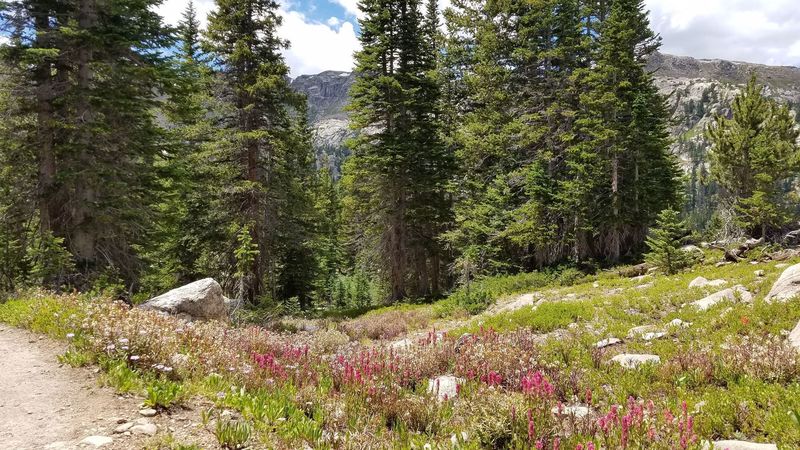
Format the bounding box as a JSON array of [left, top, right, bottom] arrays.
[[66, 333, 75, 339], [527, 409, 535, 441], [621, 414, 631, 448], [118, 338, 129, 344], [130, 355, 140, 361]]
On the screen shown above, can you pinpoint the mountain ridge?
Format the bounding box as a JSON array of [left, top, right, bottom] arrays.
[[291, 52, 800, 179]]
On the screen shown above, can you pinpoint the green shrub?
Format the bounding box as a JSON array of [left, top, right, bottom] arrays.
[[214, 419, 251, 450], [101, 359, 143, 394], [144, 378, 184, 409], [58, 348, 93, 367]]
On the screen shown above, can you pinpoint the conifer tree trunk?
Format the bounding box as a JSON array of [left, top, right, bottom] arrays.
[[33, 8, 56, 234], [389, 192, 407, 301], [72, 0, 97, 263]]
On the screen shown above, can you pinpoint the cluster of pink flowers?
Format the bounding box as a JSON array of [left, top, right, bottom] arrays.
[[594, 397, 698, 449], [334, 348, 398, 388], [252, 352, 287, 380], [481, 370, 503, 386], [521, 370, 555, 399]]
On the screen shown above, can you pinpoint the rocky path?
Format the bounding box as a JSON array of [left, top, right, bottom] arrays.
[[0, 326, 212, 449]]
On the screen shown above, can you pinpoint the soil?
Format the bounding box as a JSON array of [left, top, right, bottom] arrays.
[[0, 326, 215, 449]]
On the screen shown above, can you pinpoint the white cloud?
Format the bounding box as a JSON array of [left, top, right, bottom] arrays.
[[279, 9, 360, 76], [155, 0, 360, 77], [157, 0, 216, 27], [645, 0, 800, 67], [333, 0, 361, 18], [154, 1, 800, 78]]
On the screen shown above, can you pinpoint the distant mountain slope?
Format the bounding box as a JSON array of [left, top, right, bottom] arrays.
[[292, 53, 800, 179]]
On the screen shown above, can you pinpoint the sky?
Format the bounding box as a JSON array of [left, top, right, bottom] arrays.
[[155, 0, 800, 77]]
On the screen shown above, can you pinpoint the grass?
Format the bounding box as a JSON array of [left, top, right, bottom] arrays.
[[452, 299, 595, 335], [1, 251, 799, 447]]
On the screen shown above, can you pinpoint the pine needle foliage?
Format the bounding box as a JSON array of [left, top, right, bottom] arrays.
[[645, 209, 691, 275]]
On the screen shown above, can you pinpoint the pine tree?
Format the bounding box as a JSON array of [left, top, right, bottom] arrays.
[[204, 0, 318, 304], [139, 1, 219, 294], [570, 0, 679, 262], [706, 75, 800, 238], [314, 165, 344, 305], [178, 0, 201, 62], [1, 0, 176, 288], [645, 209, 691, 275], [344, 0, 452, 301]]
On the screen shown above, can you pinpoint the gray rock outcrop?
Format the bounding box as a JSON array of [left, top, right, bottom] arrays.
[[428, 375, 464, 401], [140, 278, 227, 321], [690, 286, 752, 311], [292, 54, 800, 186], [765, 263, 800, 303], [789, 320, 800, 351], [709, 440, 777, 450]]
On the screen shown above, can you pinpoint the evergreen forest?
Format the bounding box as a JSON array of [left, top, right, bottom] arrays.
[[1, 0, 798, 309]]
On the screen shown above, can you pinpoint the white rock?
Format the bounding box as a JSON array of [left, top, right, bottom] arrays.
[[114, 422, 133, 433], [139, 408, 157, 417], [595, 338, 622, 349], [391, 339, 413, 351], [709, 440, 777, 450], [611, 354, 661, 369], [131, 423, 158, 436], [754, 270, 766, 277], [593, 282, 600, 288], [689, 277, 727, 288], [627, 325, 657, 339], [492, 293, 542, 314], [775, 263, 789, 269], [690, 286, 753, 311], [641, 332, 667, 341], [669, 319, 691, 328], [552, 404, 590, 418], [79, 436, 113, 447], [765, 263, 800, 303], [789, 320, 800, 351], [681, 245, 703, 254], [427, 375, 464, 401], [140, 278, 228, 321], [636, 282, 654, 290]]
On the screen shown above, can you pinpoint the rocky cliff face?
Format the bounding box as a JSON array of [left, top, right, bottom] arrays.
[[291, 71, 356, 177], [292, 53, 800, 178]]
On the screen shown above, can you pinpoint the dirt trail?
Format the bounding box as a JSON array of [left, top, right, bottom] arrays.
[[0, 326, 211, 449]]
